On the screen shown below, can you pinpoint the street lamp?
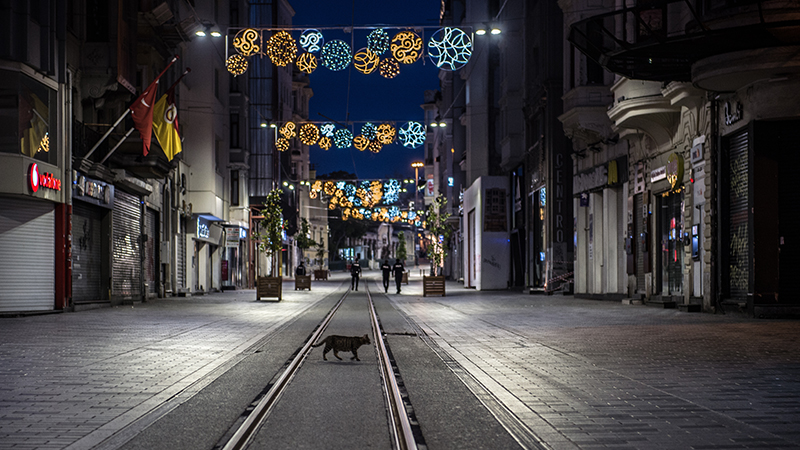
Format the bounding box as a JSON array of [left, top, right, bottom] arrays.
[[411, 161, 424, 267]]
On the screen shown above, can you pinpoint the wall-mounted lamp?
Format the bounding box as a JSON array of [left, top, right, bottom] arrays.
[[475, 24, 502, 36], [260, 122, 268, 128], [195, 23, 222, 38]]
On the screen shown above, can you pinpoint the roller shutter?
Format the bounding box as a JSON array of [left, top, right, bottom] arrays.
[[0, 198, 55, 312], [112, 190, 141, 300], [634, 193, 645, 292], [727, 129, 750, 299], [144, 208, 158, 296], [72, 201, 105, 302], [177, 220, 186, 290]]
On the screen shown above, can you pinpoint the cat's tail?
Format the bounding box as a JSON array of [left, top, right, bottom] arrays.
[[311, 341, 324, 347]]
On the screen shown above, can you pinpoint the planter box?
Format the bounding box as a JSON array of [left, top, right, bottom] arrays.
[[257, 276, 282, 301], [295, 275, 312, 290], [402, 272, 409, 285], [423, 276, 445, 297], [313, 269, 328, 280]]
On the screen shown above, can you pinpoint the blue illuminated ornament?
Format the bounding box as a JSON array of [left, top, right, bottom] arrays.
[[334, 128, 353, 148], [383, 179, 401, 204], [361, 123, 377, 140], [428, 27, 473, 71], [320, 123, 335, 137], [367, 28, 390, 55], [321, 40, 352, 71], [299, 29, 324, 53], [398, 121, 425, 148]]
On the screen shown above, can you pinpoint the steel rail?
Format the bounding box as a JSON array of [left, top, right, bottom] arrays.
[[366, 284, 418, 450], [221, 289, 350, 450]]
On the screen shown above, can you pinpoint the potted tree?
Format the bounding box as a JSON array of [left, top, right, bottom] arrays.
[[294, 218, 316, 290], [396, 231, 409, 285], [252, 189, 283, 301], [423, 195, 452, 297], [314, 243, 328, 280]]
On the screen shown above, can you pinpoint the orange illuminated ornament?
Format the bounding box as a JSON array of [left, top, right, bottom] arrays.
[[276, 137, 289, 152], [233, 28, 261, 56], [379, 58, 400, 79], [391, 31, 423, 64], [299, 123, 320, 145], [353, 48, 379, 74], [279, 122, 296, 139], [266, 31, 297, 66], [368, 139, 382, 153], [353, 135, 369, 151], [296, 53, 318, 74], [323, 180, 336, 195], [376, 123, 396, 144], [318, 136, 332, 150], [226, 54, 248, 76]]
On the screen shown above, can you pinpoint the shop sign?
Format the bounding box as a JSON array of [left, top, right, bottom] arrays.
[[666, 153, 684, 190], [650, 165, 666, 183], [74, 172, 113, 207], [573, 165, 607, 194], [724, 100, 743, 126], [197, 218, 210, 239], [29, 163, 62, 193], [691, 135, 705, 165], [225, 228, 240, 248]]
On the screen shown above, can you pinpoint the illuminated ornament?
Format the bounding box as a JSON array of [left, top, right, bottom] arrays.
[[279, 122, 297, 139], [323, 181, 336, 195], [318, 136, 332, 150], [309, 189, 318, 199], [312, 180, 323, 192], [299, 29, 324, 53], [398, 121, 425, 148], [333, 128, 353, 148], [299, 123, 320, 145], [428, 27, 473, 71], [376, 123, 396, 144], [276, 137, 289, 152], [233, 28, 261, 56], [226, 54, 248, 76], [38, 133, 49, 153], [367, 28, 390, 55], [320, 123, 335, 137], [353, 135, 369, 151], [379, 58, 400, 79], [321, 40, 352, 71], [353, 48, 379, 75], [368, 140, 382, 153], [361, 123, 377, 140], [266, 31, 297, 66], [391, 31, 423, 64], [296, 53, 318, 74]]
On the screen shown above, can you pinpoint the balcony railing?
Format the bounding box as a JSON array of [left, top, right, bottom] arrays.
[[568, 0, 800, 81]]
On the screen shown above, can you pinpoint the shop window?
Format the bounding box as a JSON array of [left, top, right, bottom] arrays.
[[0, 70, 57, 165]]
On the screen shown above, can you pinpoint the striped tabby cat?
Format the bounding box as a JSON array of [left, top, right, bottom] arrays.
[[312, 334, 371, 361]]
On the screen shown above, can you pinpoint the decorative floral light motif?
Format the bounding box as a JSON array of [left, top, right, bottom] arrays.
[[376, 123, 396, 144], [279, 122, 296, 139], [299, 123, 320, 145], [353, 135, 369, 151], [226, 54, 248, 76], [391, 31, 423, 64], [318, 136, 332, 150], [333, 128, 353, 148], [367, 28, 390, 55], [321, 40, 352, 71], [320, 123, 336, 137], [398, 121, 425, 148], [353, 48, 379, 74], [265, 31, 297, 67], [233, 28, 261, 56], [276, 137, 289, 152], [299, 29, 324, 53], [379, 58, 400, 79], [368, 140, 382, 153], [296, 53, 318, 73], [361, 123, 377, 140], [428, 27, 473, 71]]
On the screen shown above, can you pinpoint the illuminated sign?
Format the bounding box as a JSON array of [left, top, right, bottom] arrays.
[[29, 163, 62, 193], [197, 219, 210, 239]]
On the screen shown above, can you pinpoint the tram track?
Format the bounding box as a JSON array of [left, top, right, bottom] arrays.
[[217, 280, 420, 450]]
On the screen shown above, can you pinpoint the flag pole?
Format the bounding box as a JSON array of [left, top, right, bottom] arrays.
[[84, 55, 179, 160]]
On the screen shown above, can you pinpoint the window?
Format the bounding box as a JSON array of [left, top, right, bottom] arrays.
[[0, 70, 57, 164], [231, 170, 239, 206]]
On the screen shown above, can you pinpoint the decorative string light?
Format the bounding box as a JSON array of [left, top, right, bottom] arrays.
[[276, 137, 290, 152], [318, 136, 332, 150], [368, 139, 382, 153], [321, 40, 352, 71], [279, 121, 297, 139], [353, 48, 379, 75], [299, 29, 324, 53], [333, 128, 353, 148], [265, 31, 298, 66], [233, 28, 260, 56], [376, 123, 396, 144], [428, 27, 473, 71], [299, 123, 320, 145], [361, 122, 377, 140], [391, 31, 423, 64], [226, 54, 248, 76], [353, 135, 369, 151], [398, 121, 425, 148], [379, 58, 400, 78], [367, 28, 390, 55], [296, 53, 318, 73], [320, 123, 336, 137]]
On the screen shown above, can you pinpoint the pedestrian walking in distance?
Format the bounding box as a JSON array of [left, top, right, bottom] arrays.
[[295, 261, 306, 276], [393, 258, 405, 294], [350, 254, 362, 291], [381, 259, 391, 293]]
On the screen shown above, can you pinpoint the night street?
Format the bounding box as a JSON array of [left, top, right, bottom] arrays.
[[2, 272, 798, 449]]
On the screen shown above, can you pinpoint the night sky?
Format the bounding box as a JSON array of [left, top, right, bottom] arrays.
[[291, 1, 443, 181]]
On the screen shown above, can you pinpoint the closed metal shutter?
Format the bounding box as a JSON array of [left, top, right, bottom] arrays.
[[72, 202, 105, 302], [112, 190, 141, 300], [177, 220, 186, 290], [634, 193, 645, 291], [0, 198, 55, 312], [144, 208, 158, 296], [727, 129, 749, 299]]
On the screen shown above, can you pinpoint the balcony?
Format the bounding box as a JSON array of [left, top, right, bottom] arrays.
[[568, 0, 800, 83]]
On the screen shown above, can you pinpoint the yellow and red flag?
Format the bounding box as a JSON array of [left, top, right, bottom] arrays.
[[129, 55, 178, 156]]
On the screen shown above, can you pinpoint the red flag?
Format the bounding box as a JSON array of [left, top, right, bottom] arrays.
[[129, 56, 178, 156]]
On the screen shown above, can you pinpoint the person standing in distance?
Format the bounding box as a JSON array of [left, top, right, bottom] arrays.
[[295, 260, 306, 276], [380, 259, 391, 293], [350, 253, 362, 291], [392, 258, 405, 294]]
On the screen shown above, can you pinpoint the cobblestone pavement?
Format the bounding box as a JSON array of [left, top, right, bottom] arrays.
[[1, 272, 799, 450], [390, 279, 800, 450]]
